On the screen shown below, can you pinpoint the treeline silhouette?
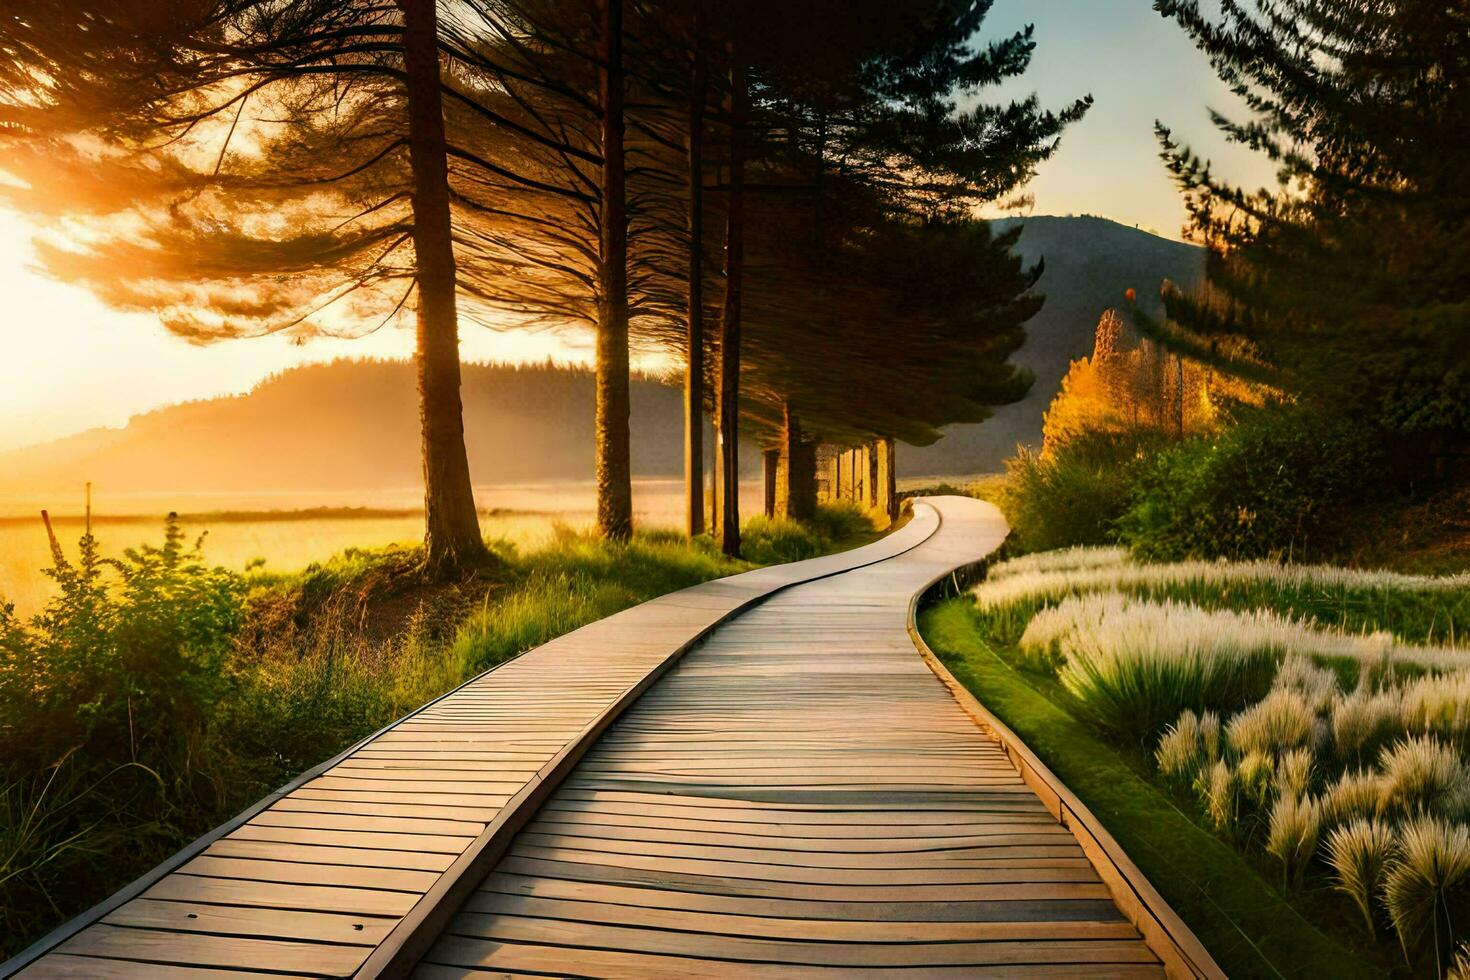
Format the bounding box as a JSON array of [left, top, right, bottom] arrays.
[[0, 359, 745, 493]]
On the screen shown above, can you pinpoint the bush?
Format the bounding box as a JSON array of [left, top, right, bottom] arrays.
[[1117, 405, 1382, 562], [740, 502, 876, 565], [994, 431, 1160, 554]]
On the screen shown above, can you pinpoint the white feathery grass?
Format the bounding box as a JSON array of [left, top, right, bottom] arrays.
[[1227, 689, 1315, 756], [1156, 710, 1204, 781], [1016, 593, 1469, 675], [1022, 596, 1278, 736], [1197, 759, 1237, 832], [974, 556, 1470, 610], [1332, 686, 1406, 760], [1449, 941, 1470, 980], [1273, 655, 1340, 713], [1277, 747, 1316, 799], [985, 546, 1129, 581], [1399, 671, 1470, 741], [1323, 817, 1396, 933], [1376, 735, 1470, 818], [1382, 816, 1470, 962], [1322, 769, 1385, 826], [1266, 792, 1321, 886], [1200, 710, 1221, 761], [1236, 750, 1275, 806]]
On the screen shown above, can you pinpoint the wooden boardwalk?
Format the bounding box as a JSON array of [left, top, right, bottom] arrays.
[[415, 499, 1165, 977], [5, 497, 1215, 978]]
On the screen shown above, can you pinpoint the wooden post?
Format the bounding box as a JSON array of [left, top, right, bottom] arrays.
[[822, 447, 838, 503], [762, 449, 778, 518]]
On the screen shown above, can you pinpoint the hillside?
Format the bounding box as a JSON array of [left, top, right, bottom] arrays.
[[898, 215, 1204, 474], [0, 216, 1204, 496], [0, 361, 700, 494]]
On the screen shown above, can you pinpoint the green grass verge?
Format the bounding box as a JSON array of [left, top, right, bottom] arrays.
[[920, 597, 1391, 980]]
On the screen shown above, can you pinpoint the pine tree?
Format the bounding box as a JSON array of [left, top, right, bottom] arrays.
[[1153, 0, 1470, 462]]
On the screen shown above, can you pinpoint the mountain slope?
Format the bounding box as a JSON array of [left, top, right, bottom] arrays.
[[899, 215, 1204, 474], [0, 361, 698, 494]]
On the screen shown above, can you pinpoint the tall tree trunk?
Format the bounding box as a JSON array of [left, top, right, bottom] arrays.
[[684, 31, 707, 538], [400, 0, 487, 581], [762, 448, 778, 518], [715, 52, 746, 557], [595, 0, 633, 540], [779, 402, 815, 520], [875, 436, 898, 524]]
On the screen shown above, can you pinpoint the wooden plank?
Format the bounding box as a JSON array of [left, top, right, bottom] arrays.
[[57, 925, 365, 976], [16, 955, 315, 979], [424, 936, 1166, 979], [103, 898, 391, 945], [463, 893, 1140, 943], [447, 914, 1161, 968]]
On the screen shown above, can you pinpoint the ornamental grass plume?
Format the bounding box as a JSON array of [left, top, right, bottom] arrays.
[[1400, 671, 1470, 743], [1332, 685, 1406, 761], [973, 556, 1470, 611], [1200, 710, 1222, 761], [1383, 816, 1470, 971], [1266, 793, 1322, 888], [1322, 769, 1385, 826], [1277, 747, 1315, 799], [1236, 750, 1275, 807], [1273, 654, 1340, 713], [1227, 689, 1315, 757], [985, 546, 1129, 581], [1324, 817, 1397, 934], [1197, 759, 1237, 833], [1449, 941, 1470, 980], [1041, 597, 1277, 739], [1156, 710, 1203, 781], [1377, 735, 1470, 819]]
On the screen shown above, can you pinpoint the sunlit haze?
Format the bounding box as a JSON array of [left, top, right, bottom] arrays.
[[0, 0, 1275, 454]]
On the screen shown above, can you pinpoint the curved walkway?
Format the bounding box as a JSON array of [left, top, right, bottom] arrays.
[[7, 497, 1213, 978], [415, 498, 1166, 977]]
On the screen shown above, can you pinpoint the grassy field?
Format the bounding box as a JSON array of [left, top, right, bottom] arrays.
[[0, 478, 765, 618]]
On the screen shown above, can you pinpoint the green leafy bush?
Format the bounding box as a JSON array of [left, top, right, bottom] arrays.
[[740, 502, 877, 565], [1116, 406, 1382, 561], [994, 431, 1159, 554]]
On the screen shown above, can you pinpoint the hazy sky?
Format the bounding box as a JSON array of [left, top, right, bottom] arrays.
[[0, 0, 1278, 454]]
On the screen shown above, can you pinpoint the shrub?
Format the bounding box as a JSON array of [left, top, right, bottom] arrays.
[[1116, 404, 1382, 562], [993, 432, 1160, 554], [740, 502, 875, 565]]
